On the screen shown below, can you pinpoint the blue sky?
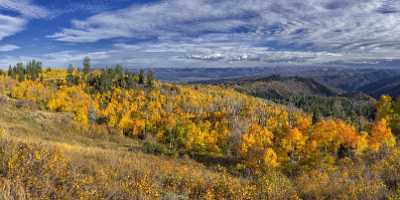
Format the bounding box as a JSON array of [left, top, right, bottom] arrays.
[[1, 0, 400, 68]]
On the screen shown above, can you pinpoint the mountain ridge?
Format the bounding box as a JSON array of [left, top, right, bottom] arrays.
[[358, 75, 400, 98]]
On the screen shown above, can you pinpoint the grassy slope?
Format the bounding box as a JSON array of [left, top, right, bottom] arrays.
[[0, 96, 261, 200], [1, 87, 398, 199]]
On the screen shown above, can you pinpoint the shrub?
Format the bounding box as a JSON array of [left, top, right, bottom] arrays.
[[143, 139, 177, 156], [294, 164, 388, 200]]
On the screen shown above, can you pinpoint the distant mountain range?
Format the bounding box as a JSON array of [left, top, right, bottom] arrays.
[[193, 75, 339, 99], [358, 75, 400, 98], [308, 68, 400, 92], [148, 66, 400, 98]]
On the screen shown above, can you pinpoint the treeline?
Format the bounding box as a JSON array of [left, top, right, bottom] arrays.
[[7, 60, 43, 82], [287, 95, 375, 125], [65, 57, 156, 92], [235, 84, 375, 126], [2, 57, 156, 91], [85, 65, 155, 93]]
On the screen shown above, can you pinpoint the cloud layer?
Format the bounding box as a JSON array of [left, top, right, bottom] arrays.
[[49, 0, 400, 50], [3, 0, 400, 68], [41, 0, 400, 67]]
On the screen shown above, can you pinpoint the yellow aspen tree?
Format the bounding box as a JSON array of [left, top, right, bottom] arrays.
[[239, 123, 278, 170], [292, 113, 312, 133], [281, 128, 306, 163], [47, 86, 90, 126], [369, 119, 396, 152], [375, 95, 393, 121]]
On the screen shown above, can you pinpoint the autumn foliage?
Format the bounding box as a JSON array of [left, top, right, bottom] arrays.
[[1, 63, 400, 199], [1, 66, 398, 171]]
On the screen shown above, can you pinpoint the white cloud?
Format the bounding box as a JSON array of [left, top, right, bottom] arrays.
[[0, 44, 19, 52], [0, 14, 26, 40], [0, 0, 49, 18]]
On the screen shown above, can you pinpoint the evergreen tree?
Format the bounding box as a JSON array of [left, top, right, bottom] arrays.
[[114, 65, 126, 87], [138, 69, 145, 84], [115, 64, 124, 77], [126, 71, 137, 89], [7, 65, 12, 77], [12, 66, 17, 79], [66, 64, 75, 85], [146, 70, 155, 88], [16, 63, 25, 82], [22, 60, 43, 81], [83, 56, 91, 75]]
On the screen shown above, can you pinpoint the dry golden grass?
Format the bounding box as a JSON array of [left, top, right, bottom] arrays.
[[0, 99, 302, 199]]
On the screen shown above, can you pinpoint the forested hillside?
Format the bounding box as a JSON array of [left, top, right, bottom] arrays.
[[0, 60, 400, 199], [196, 75, 376, 124]]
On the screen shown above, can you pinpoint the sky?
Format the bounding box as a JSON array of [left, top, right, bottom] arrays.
[[1, 0, 400, 68]]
